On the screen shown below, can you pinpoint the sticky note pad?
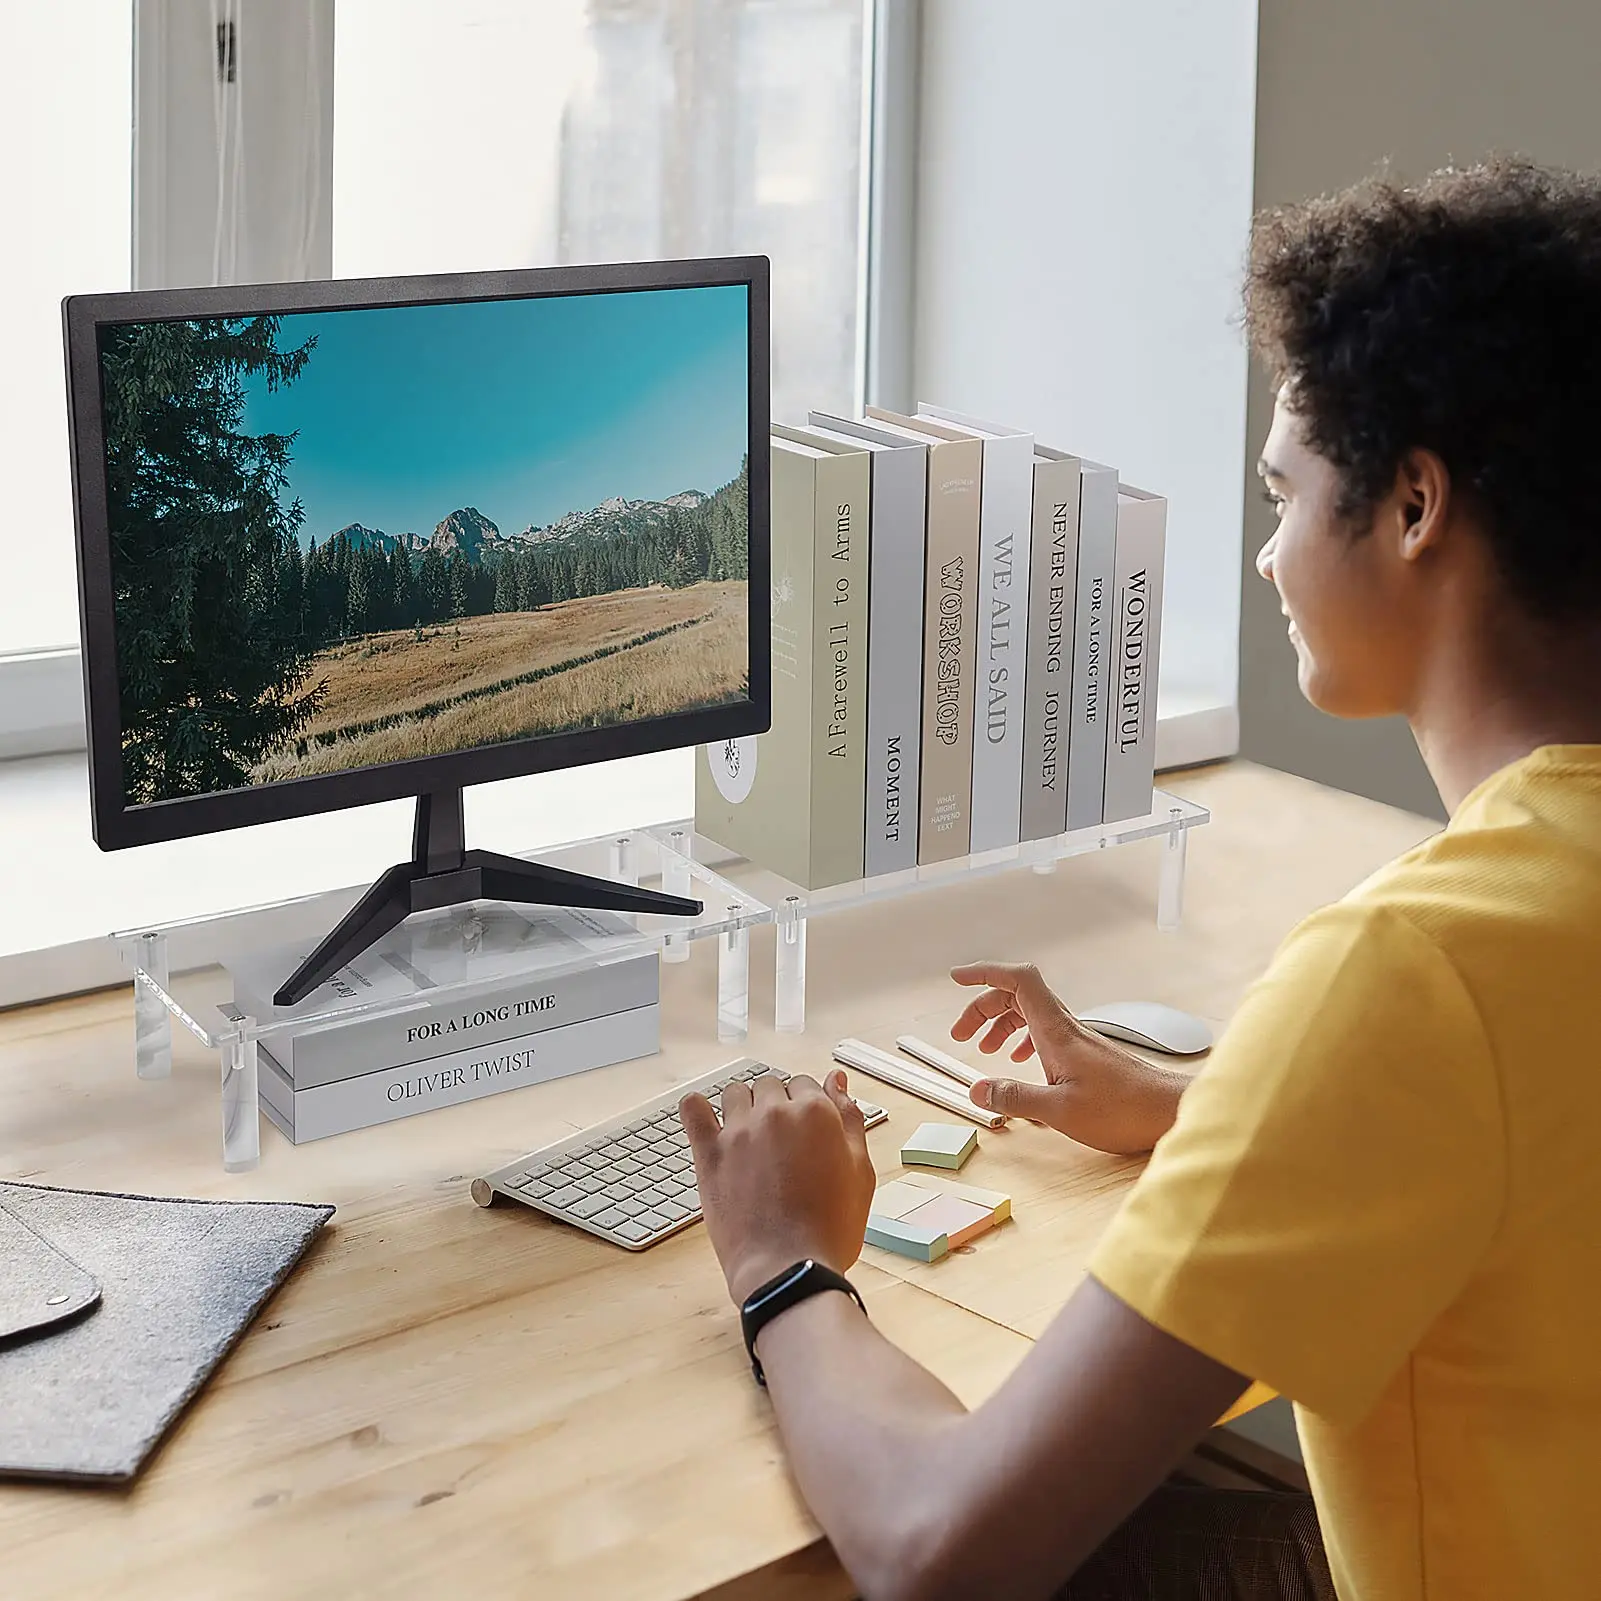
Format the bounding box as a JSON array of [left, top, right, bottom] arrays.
[[864, 1215, 950, 1262], [865, 1172, 1013, 1262], [900, 1122, 978, 1171]]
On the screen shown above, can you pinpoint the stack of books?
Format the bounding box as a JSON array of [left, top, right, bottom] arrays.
[[696, 404, 1166, 888], [227, 904, 660, 1142]]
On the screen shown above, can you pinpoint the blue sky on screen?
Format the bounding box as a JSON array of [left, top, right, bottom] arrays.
[[239, 284, 749, 549]]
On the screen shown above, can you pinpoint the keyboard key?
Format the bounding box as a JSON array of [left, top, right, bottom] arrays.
[[568, 1194, 610, 1221], [592, 1206, 629, 1230], [633, 1209, 674, 1233], [614, 1157, 644, 1176], [658, 1199, 695, 1222], [635, 1186, 670, 1208], [545, 1185, 587, 1210], [615, 1221, 652, 1243]]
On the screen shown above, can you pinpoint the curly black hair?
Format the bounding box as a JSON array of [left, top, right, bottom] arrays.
[[1244, 159, 1601, 620]]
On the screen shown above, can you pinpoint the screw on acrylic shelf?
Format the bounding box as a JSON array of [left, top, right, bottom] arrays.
[[775, 895, 807, 1034], [221, 1023, 260, 1173], [717, 902, 749, 1042], [662, 828, 693, 964], [609, 834, 638, 888], [1157, 806, 1188, 932]]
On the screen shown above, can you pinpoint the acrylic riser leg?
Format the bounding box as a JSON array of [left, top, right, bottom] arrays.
[[1157, 810, 1188, 932], [133, 932, 172, 1080], [775, 898, 806, 1034], [717, 912, 750, 1042], [661, 828, 693, 965], [221, 1030, 261, 1173]]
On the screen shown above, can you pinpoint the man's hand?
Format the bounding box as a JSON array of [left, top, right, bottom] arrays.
[[950, 962, 1191, 1154], [680, 1070, 877, 1306]]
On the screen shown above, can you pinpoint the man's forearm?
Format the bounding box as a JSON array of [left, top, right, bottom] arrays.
[[755, 1288, 967, 1601]]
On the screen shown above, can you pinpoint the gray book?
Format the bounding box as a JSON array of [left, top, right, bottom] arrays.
[[695, 433, 870, 888], [807, 412, 928, 876], [1066, 459, 1120, 830], [259, 1003, 661, 1142], [227, 904, 655, 1088], [916, 406, 1034, 854], [1102, 484, 1167, 823], [864, 408, 982, 862], [1020, 447, 1082, 841]]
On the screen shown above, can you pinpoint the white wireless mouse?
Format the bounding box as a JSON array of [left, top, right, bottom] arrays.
[[1077, 1001, 1213, 1057]]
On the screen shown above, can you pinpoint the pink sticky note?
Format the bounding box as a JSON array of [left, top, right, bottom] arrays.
[[903, 1193, 994, 1249]]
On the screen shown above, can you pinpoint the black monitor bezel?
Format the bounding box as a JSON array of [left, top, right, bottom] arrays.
[[63, 255, 771, 852]]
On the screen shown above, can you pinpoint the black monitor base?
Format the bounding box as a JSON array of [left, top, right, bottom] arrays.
[[273, 788, 703, 1008]]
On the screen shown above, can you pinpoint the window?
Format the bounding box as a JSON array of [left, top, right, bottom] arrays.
[[0, 0, 871, 717], [332, 0, 868, 426], [0, 2, 132, 657]]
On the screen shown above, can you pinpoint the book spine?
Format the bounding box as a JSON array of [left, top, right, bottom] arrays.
[[695, 441, 816, 883], [236, 952, 659, 1087], [809, 451, 871, 887], [1020, 456, 1080, 841], [968, 433, 1034, 853], [259, 1004, 662, 1143], [1101, 489, 1167, 823], [917, 439, 983, 862], [1065, 463, 1119, 830], [864, 447, 926, 876]]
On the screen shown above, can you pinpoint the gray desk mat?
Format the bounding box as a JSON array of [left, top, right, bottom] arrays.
[[0, 1182, 333, 1484]]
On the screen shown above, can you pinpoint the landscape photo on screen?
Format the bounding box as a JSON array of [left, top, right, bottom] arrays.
[[99, 284, 751, 806]]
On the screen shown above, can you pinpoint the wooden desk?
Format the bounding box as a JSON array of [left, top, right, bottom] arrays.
[[0, 762, 1435, 1601]]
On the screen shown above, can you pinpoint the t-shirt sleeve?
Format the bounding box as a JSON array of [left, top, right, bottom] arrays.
[[1088, 900, 1505, 1425]]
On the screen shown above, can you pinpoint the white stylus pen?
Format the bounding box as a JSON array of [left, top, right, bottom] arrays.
[[895, 1034, 987, 1089], [832, 1038, 1005, 1129]]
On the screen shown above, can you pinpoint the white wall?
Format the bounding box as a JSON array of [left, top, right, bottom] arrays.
[[0, 1, 132, 654], [912, 0, 1260, 723]]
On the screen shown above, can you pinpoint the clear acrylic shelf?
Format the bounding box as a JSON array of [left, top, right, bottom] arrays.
[[114, 790, 1207, 1171]]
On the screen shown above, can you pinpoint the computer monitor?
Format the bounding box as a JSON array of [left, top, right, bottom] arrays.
[[64, 257, 770, 1004]]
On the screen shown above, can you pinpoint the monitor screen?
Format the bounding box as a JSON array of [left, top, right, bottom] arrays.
[[90, 280, 754, 812]]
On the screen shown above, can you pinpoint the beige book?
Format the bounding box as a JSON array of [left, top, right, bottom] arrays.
[[864, 408, 982, 862], [695, 434, 870, 888]]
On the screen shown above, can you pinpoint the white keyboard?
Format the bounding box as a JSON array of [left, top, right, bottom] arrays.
[[471, 1058, 888, 1251]]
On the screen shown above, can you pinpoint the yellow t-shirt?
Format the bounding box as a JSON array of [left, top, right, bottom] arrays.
[[1089, 746, 1601, 1601]]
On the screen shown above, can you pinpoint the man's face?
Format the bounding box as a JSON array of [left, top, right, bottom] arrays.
[[1256, 395, 1420, 718]]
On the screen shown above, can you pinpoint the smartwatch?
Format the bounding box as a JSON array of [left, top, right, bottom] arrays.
[[739, 1258, 867, 1386]]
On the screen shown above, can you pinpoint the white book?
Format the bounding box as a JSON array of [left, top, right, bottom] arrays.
[[1102, 484, 1167, 824], [1066, 459, 1120, 830], [807, 412, 928, 876], [259, 1003, 661, 1143], [917, 405, 1035, 853], [1021, 447, 1081, 841], [228, 903, 652, 1087]]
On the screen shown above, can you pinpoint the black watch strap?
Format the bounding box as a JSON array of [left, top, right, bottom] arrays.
[[739, 1258, 866, 1386]]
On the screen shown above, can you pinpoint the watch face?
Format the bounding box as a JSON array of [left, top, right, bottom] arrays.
[[745, 1258, 813, 1311]]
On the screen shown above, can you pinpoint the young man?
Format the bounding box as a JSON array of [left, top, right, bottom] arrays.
[[679, 160, 1601, 1600]]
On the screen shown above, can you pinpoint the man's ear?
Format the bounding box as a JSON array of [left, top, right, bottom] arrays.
[[1395, 448, 1451, 559]]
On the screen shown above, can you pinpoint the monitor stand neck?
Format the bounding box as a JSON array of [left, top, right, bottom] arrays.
[[271, 786, 702, 1008]]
